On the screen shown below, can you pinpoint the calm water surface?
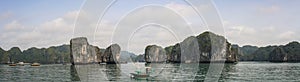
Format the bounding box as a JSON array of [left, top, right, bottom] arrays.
[[1, 62, 300, 82]]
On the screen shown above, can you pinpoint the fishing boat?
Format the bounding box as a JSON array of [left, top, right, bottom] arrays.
[[16, 62, 25, 66], [31, 63, 40, 66], [130, 67, 152, 79], [130, 73, 149, 79], [8, 64, 17, 66]]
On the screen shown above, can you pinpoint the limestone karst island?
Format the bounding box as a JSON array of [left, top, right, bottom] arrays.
[[1, 31, 299, 65]]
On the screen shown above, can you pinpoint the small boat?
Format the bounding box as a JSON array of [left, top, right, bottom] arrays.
[[16, 62, 25, 66], [130, 70, 150, 79], [130, 73, 149, 79], [31, 63, 40, 66], [8, 64, 17, 66]]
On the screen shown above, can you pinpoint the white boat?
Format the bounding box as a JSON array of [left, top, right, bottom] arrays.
[[130, 73, 149, 79], [130, 69, 151, 79], [31, 63, 40, 66], [16, 62, 25, 66]]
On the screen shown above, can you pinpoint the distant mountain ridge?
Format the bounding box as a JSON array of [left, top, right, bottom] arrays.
[[120, 51, 137, 62], [0, 45, 70, 64], [0, 31, 299, 64], [0, 44, 138, 64], [238, 41, 300, 62]]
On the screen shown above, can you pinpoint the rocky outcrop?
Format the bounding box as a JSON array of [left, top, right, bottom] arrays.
[[169, 43, 181, 63], [70, 37, 97, 65], [144, 45, 167, 63], [267, 41, 300, 62], [94, 46, 105, 63], [163, 31, 238, 63], [179, 36, 200, 63], [284, 41, 300, 62], [103, 44, 121, 64], [269, 47, 288, 62], [227, 44, 239, 63], [0, 48, 6, 64], [70, 37, 121, 64], [238, 45, 259, 61], [197, 31, 238, 63]]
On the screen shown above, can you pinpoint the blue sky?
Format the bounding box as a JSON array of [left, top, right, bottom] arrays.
[[0, 0, 299, 54]]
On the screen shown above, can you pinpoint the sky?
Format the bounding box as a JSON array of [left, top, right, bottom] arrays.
[[0, 0, 299, 54]]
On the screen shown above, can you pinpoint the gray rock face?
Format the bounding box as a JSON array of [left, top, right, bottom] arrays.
[[144, 45, 167, 63], [179, 36, 200, 63], [94, 46, 105, 63], [169, 44, 181, 63], [198, 32, 228, 63], [226, 43, 239, 63], [70, 37, 121, 64], [164, 31, 238, 63], [70, 37, 97, 65], [284, 41, 300, 62], [269, 47, 288, 62], [103, 44, 121, 64]]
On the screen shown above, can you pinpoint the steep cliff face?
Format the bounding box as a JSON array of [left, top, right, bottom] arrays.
[[252, 46, 275, 61], [0, 48, 5, 63], [7, 47, 22, 63], [227, 44, 239, 63], [144, 45, 167, 63], [70, 37, 97, 65], [94, 46, 105, 63], [169, 44, 181, 63], [238, 45, 259, 61], [70, 37, 121, 64], [103, 44, 121, 64], [162, 31, 238, 63], [269, 47, 288, 62], [179, 36, 200, 63], [284, 41, 300, 62], [197, 31, 237, 63]]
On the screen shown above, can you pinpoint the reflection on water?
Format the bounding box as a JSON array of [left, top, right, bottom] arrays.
[[1, 62, 300, 82], [70, 65, 80, 81], [219, 62, 300, 82], [105, 64, 121, 81]]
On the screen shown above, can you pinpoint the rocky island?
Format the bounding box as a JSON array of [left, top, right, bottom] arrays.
[[144, 31, 239, 63], [0, 31, 299, 64], [144, 45, 167, 63], [70, 37, 121, 65]]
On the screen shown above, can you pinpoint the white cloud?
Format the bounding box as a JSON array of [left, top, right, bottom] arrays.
[[258, 5, 280, 14], [39, 17, 72, 33], [4, 20, 25, 31], [225, 20, 299, 47], [0, 10, 83, 50], [74, 2, 212, 54], [279, 31, 296, 40], [63, 11, 79, 20], [0, 11, 13, 21], [107, 5, 199, 54], [165, 2, 195, 16]]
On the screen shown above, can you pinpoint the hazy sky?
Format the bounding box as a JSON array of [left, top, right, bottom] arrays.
[[0, 0, 299, 54]]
